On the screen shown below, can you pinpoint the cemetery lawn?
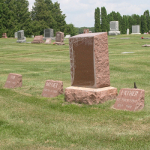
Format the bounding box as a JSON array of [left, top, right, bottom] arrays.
[[0, 35, 150, 150]]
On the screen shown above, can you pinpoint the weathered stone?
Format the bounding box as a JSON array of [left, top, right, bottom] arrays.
[[127, 29, 129, 35], [113, 88, 145, 111], [83, 29, 89, 33], [65, 86, 117, 105], [45, 38, 51, 44], [4, 73, 22, 89], [69, 32, 110, 88], [14, 32, 18, 38], [31, 35, 44, 44], [42, 80, 63, 98], [65, 32, 117, 104], [2, 33, 7, 38], [108, 21, 120, 35]]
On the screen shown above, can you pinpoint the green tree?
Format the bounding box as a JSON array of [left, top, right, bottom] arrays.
[[144, 10, 150, 31], [94, 7, 101, 32], [141, 15, 148, 33], [101, 7, 108, 32], [64, 24, 77, 36]]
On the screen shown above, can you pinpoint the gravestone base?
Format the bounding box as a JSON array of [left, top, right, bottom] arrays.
[[65, 86, 117, 105], [108, 31, 120, 35], [55, 42, 65, 45], [17, 37, 26, 43], [131, 33, 141, 34]]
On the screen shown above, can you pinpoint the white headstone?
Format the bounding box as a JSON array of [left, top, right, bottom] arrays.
[[127, 29, 129, 35], [65, 35, 71, 38], [17, 30, 26, 43], [14, 32, 18, 38], [108, 21, 120, 35], [132, 25, 141, 34]]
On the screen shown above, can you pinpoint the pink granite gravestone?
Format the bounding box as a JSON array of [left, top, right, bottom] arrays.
[[83, 29, 89, 33], [65, 32, 117, 105], [42, 80, 63, 98], [4, 73, 22, 88], [31, 35, 44, 43], [2, 33, 7, 38], [45, 38, 51, 44], [113, 88, 145, 111], [55, 32, 64, 45]]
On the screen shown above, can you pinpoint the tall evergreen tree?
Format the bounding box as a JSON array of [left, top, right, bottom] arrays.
[[94, 7, 101, 32], [144, 10, 150, 31], [101, 7, 108, 32], [121, 15, 127, 34], [141, 15, 148, 33]]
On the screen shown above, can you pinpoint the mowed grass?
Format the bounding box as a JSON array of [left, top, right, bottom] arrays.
[[0, 34, 150, 150]]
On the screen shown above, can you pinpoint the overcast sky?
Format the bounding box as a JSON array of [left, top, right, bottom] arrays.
[[28, 0, 150, 27]]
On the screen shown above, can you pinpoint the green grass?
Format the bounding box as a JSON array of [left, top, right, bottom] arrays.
[[0, 34, 150, 150]]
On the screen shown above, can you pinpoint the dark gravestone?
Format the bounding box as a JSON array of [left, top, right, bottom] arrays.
[[65, 32, 117, 105], [17, 30, 26, 43], [4, 73, 22, 88], [42, 80, 63, 98], [31, 35, 44, 44], [113, 88, 145, 111], [44, 28, 53, 40], [2, 33, 7, 38]]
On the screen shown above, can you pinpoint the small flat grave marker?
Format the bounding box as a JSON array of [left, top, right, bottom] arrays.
[[4, 73, 22, 88], [45, 38, 51, 44], [42, 80, 63, 98], [31, 35, 44, 44], [113, 88, 145, 111], [142, 44, 150, 47]]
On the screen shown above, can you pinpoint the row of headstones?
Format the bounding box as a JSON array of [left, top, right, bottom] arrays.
[[4, 72, 145, 112], [16, 29, 66, 45], [108, 21, 141, 35]]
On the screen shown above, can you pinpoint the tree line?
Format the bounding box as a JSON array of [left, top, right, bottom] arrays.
[[0, 0, 77, 37], [95, 7, 150, 34]]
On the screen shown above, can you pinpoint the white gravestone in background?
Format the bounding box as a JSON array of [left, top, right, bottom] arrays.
[[131, 25, 141, 34], [127, 29, 129, 35], [108, 21, 120, 35]]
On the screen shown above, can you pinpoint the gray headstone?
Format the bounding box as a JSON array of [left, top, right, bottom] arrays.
[[14, 32, 18, 38], [127, 29, 129, 35], [108, 21, 120, 35], [44, 28, 53, 39], [110, 21, 119, 31], [132, 25, 141, 34], [17, 30, 26, 43]]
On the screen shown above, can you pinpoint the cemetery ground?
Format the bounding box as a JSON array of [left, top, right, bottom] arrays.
[[0, 34, 150, 150]]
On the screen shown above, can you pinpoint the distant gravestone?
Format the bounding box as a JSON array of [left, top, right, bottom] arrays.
[[42, 80, 63, 98], [2, 33, 7, 38], [4, 73, 22, 89], [108, 21, 120, 35], [65, 35, 71, 38], [65, 32, 117, 105], [127, 29, 129, 35], [132, 25, 141, 34], [17, 30, 26, 43], [113, 88, 145, 111], [14, 32, 18, 38], [83, 29, 89, 33], [45, 38, 51, 44], [55, 32, 64, 45], [31, 35, 34, 38], [44, 28, 53, 40], [31, 35, 44, 44]]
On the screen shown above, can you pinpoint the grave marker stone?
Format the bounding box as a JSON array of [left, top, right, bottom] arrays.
[[127, 29, 129, 35], [55, 32, 64, 45], [2, 33, 7, 38], [31, 35, 44, 43], [4, 73, 22, 88], [42, 80, 63, 98], [45, 38, 51, 44], [83, 29, 89, 33], [44, 28, 53, 40], [132, 25, 141, 34], [65, 32, 117, 105], [108, 21, 120, 35], [17, 30, 26, 43], [113, 88, 145, 111], [14, 32, 18, 38]]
